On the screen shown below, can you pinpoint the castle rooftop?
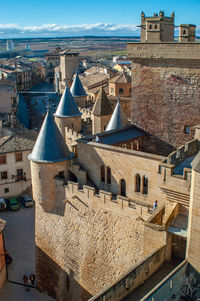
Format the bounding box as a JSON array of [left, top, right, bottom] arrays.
[[70, 74, 87, 97], [54, 85, 82, 118], [92, 85, 112, 116], [106, 100, 128, 131], [29, 109, 72, 163]]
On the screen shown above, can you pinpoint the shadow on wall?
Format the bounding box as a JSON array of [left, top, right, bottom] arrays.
[[36, 246, 92, 301]]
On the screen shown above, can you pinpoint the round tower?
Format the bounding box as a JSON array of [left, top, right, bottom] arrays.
[[70, 73, 87, 108], [92, 86, 113, 134], [29, 109, 73, 212], [54, 85, 82, 136]]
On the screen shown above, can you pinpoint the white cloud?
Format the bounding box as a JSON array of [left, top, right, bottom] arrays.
[[0, 23, 139, 37]]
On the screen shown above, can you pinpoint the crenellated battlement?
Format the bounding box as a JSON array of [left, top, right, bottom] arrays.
[[65, 181, 152, 220], [166, 139, 199, 165]]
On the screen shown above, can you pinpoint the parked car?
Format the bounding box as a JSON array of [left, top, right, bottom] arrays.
[[0, 198, 6, 210], [20, 194, 34, 208], [8, 197, 20, 211]]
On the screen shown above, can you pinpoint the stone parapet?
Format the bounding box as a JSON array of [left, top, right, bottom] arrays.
[[127, 42, 200, 61], [166, 139, 199, 165], [65, 182, 151, 220]]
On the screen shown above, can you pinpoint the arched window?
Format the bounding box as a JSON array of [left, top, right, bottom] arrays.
[[135, 174, 141, 193], [149, 25, 152, 29], [155, 25, 157, 29], [142, 176, 148, 194], [107, 167, 111, 184], [101, 166, 105, 182], [183, 30, 186, 35], [120, 179, 126, 197]]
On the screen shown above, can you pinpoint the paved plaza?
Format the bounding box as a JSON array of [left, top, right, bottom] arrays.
[[0, 204, 54, 301]]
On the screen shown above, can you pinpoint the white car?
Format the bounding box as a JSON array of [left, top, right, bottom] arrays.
[[0, 198, 7, 210]]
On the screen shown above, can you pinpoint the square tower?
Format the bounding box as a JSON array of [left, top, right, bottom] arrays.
[[179, 24, 196, 42], [140, 11, 175, 42]]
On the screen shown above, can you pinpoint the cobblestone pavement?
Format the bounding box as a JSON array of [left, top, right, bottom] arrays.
[[0, 203, 54, 300]]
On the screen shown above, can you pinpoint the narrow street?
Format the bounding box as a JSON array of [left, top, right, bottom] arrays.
[[17, 82, 60, 130]]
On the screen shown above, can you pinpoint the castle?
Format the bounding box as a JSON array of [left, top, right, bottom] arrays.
[[29, 11, 200, 301]]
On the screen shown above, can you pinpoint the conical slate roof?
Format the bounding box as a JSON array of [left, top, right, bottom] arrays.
[[29, 110, 72, 163], [55, 85, 82, 118], [106, 100, 128, 131], [70, 74, 87, 97], [92, 86, 112, 116]]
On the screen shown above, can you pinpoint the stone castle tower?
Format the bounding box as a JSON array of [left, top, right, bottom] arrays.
[[70, 74, 88, 108], [179, 24, 196, 42], [140, 11, 175, 42], [92, 86, 113, 134], [28, 109, 73, 212], [54, 85, 82, 137]]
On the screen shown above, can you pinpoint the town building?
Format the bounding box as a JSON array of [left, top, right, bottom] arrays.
[[0, 124, 37, 197], [0, 219, 6, 290]]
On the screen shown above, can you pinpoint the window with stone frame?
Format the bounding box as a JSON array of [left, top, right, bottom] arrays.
[[1, 171, 7, 180], [0, 155, 6, 165], [119, 88, 124, 94], [101, 166, 105, 183], [15, 152, 23, 162], [184, 125, 190, 135], [107, 167, 111, 184], [135, 174, 141, 193], [142, 176, 148, 194]]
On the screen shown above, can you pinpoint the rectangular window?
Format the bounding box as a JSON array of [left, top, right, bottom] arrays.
[[16, 168, 23, 180], [1, 171, 7, 179], [0, 155, 6, 165], [15, 152, 23, 162], [119, 88, 124, 94], [184, 125, 190, 134], [4, 188, 9, 193]]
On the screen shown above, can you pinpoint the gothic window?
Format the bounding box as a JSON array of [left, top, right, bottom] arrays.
[[107, 167, 111, 184], [142, 176, 148, 194], [101, 165, 105, 183], [183, 30, 186, 35], [149, 25, 152, 29], [135, 174, 141, 193], [155, 25, 157, 29], [120, 179, 126, 197]]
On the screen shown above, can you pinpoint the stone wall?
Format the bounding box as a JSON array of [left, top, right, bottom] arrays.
[[89, 246, 166, 301], [35, 182, 166, 301], [127, 43, 200, 147], [77, 141, 166, 206], [187, 169, 200, 272]]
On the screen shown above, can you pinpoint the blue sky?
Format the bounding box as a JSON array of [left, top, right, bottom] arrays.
[[0, 0, 199, 37]]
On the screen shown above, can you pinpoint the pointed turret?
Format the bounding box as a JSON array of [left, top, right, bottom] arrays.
[[70, 74, 87, 108], [29, 109, 73, 212], [29, 109, 71, 163], [106, 100, 128, 131], [92, 86, 112, 134], [54, 85, 82, 135]]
